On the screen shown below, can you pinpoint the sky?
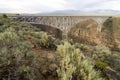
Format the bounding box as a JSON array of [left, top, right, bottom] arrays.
[[0, 0, 120, 13]]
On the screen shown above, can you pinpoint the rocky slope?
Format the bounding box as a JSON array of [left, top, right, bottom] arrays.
[[68, 17, 120, 50]]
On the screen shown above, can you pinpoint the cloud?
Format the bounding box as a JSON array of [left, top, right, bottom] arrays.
[[66, 0, 120, 11], [82, 0, 120, 10], [0, 0, 73, 13], [0, 0, 120, 13]]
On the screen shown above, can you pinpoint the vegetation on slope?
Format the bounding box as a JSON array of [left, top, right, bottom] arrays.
[[0, 14, 120, 80], [0, 15, 57, 80], [56, 42, 105, 80]]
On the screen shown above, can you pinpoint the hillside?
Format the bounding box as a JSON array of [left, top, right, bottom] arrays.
[[68, 17, 120, 51], [0, 15, 120, 80]]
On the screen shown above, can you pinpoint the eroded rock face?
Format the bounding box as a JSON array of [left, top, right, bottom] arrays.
[[68, 17, 120, 50], [68, 19, 102, 45]]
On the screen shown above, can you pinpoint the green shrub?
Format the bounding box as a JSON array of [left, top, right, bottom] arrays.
[[92, 45, 111, 61], [75, 43, 92, 52], [106, 51, 120, 72], [75, 60, 105, 80], [56, 41, 79, 80], [95, 60, 108, 69], [56, 42, 105, 80], [2, 14, 8, 18], [28, 31, 57, 49]]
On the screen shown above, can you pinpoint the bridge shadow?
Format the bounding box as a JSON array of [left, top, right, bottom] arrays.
[[31, 23, 62, 39]]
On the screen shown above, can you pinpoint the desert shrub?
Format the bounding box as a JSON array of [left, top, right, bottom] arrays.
[[106, 51, 120, 72], [2, 14, 8, 18], [75, 59, 105, 80], [56, 42, 80, 80], [91, 45, 111, 71], [0, 18, 11, 32], [56, 42, 105, 80], [0, 31, 35, 80], [0, 18, 4, 26], [27, 31, 57, 49], [37, 32, 53, 48], [75, 43, 92, 53], [92, 45, 111, 61]]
